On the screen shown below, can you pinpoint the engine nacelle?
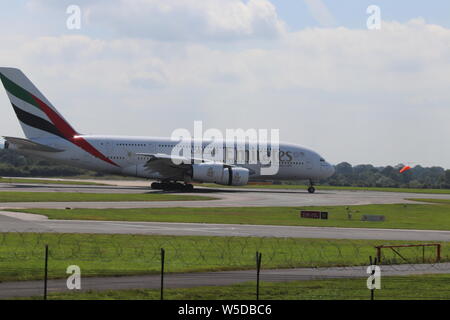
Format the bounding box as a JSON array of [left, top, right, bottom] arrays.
[[191, 163, 249, 186]]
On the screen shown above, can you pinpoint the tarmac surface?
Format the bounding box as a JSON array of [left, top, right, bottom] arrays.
[[2, 263, 450, 298], [1, 212, 450, 241], [1, 181, 450, 241], [1, 181, 450, 209]]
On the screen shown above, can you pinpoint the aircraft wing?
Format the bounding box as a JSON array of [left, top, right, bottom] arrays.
[[136, 153, 198, 179], [136, 153, 255, 180], [3, 136, 64, 152]]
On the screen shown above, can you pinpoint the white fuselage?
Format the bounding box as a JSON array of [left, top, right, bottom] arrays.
[[11, 135, 335, 182]]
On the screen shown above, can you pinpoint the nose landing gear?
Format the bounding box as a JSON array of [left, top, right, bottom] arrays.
[[307, 180, 315, 194]]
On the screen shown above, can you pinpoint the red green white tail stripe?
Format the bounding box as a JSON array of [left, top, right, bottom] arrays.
[[0, 68, 118, 167]]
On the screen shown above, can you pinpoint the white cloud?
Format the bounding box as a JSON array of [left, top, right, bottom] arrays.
[[304, 0, 336, 27], [26, 0, 287, 41], [1, 7, 450, 167]]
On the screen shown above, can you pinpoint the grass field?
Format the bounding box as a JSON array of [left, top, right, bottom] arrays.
[[0, 233, 446, 282], [202, 183, 450, 194], [22, 274, 450, 300], [13, 201, 450, 230], [0, 191, 216, 202], [0, 177, 106, 186]]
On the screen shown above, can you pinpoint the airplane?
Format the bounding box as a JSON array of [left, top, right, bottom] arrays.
[[0, 68, 335, 193]]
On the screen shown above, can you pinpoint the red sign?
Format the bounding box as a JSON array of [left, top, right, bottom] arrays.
[[300, 211, 328, 219]]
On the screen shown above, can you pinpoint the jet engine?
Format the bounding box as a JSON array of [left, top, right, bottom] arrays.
[[191, 163, 249, 186]]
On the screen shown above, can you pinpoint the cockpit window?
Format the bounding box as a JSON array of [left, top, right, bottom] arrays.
[[320, 158, 325, 162]]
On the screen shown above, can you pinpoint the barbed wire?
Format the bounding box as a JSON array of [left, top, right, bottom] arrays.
[[0, 231, 448, 269], [1, 231, 450, 300]]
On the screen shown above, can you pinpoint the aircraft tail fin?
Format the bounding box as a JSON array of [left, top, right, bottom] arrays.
[[0, 67, 78, 140]]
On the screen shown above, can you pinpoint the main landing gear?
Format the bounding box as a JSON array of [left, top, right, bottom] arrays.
[[151, 182, 194, 192], [307, 179, 316, 194]]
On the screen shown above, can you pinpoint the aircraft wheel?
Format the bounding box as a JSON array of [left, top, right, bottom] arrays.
[[153, 182, 193, 191], [159, 182, 170, 190], [151, 182, 161, 190], [173, 183, 184, 191], [308, 186, 315, 194]]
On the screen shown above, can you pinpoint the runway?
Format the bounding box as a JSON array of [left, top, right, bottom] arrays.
[[2, 182, 450, 209], [1, 212, 450, 241], [1, 181, 450, 241]]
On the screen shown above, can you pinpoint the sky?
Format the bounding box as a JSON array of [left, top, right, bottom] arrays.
[[0, 0, 450, 168]]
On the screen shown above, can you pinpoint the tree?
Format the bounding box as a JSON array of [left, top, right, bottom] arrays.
[[335, 162, 353, 176], [444, 170, 450, 188]]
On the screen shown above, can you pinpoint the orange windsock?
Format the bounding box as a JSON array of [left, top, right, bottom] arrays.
[[399, 165, 411, 173]]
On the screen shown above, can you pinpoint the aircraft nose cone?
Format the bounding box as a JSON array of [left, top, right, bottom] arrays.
[[319, 162, 335, 178], [329, 164, 335, 176], [322, 163, 335, 178]]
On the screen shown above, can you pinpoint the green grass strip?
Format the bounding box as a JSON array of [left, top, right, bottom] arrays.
[[12, 202, 450, 230], [0, 233, 447, 282], [0, 177, 106, 186], [0, 192, 216, 202]]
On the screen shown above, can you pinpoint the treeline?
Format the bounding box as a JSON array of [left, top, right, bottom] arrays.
[[0, 149, 96, 177], [1, 149, 449, 189], [320, 162, 450, 189]]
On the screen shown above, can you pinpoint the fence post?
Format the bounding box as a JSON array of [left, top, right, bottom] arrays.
[[44, 244, 48, 301], [437, 244, 441, 262], [368, 256, 378, 301], [376, 246, 381, 263], [256, 251, 262, 300], [160, 248, 165, 301]]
